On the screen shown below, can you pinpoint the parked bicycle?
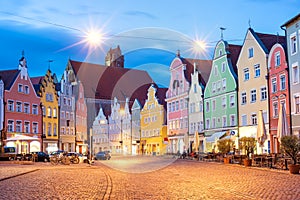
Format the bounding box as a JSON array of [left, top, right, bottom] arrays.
[[50, 151, 70, 165]]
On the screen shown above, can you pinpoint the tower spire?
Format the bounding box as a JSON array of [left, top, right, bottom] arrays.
[[220, 27, 226, 40]]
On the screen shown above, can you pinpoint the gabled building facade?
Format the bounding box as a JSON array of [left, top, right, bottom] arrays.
[[74, 81, 88, 154], [166, 51, 211, 154], [237, 28, 285, 154], [1, 55, 42, 153], [140, 84, 168, 155], [92, 107, 109, 153], [281, 14, 300, 138], [188, 61, 212, 153], [31, 69, 59, 153], [268, 42, 290, 153], [131, 99, 142, 155], [59, 66, 76, 152], [203, 40, 241, 152]]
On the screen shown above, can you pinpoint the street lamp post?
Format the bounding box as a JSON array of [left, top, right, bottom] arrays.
[[89, 128, 93, 160]]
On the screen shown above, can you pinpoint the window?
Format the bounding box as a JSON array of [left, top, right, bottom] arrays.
[[295, 96, 300, 114], [18, 84, 23, 92], [68, 99, 71, 106], [261, 87, 267, 101], [217, 81, 221, 92], [16, 121, 22, 132], [248, 47, 254, 58], [206, 119, 210, 129], [230, 95, 235, 107], [212, 118, 216, 128], [241, 92, 247, 105], [47, 107, 52, 117], [212, 100, 216, 111], [32, 122, 38, 134], [42, 106, 45, 116], [214, 65, 218, 76], [32, 104, 38, 115], [291, 34, 297, 54], [230, 115, 236, 126], [168, 103, 171, 112], [205, 101, 210, 112], [8, 100, 14, 111], [272, 78, 277, 93], [175, 101, 179, 111], [254, 64, 260, 77], [221, 62, 226, 72], [219, 50, 222, 56], [280, 75, 286, 90], [275, 52, 281, 66], [63, 97, 67, 105], [61, 127, 65, 135], [180, 99, 184, 109], [222, 78, 226, 90], [16, 102, 22, 112], [222, 97, 226, 109], [53, 108, 57, 118], [48, 123, 52, 136], [24, 85, 29, 94], [222, 116, 227, 127], [24, 103, 30, 114], [46, 93, 53, 102], [199, 101, 203, 112], [170, 102, 174, 112], [242, 115, 247, 126], [212, 82, 216, 93], [251, 90, 256, 103], [8, 120, 14, 132], [193, 84, 197, 93], [251, 114, 257, 125], [293, 64, 299, 84], [244, 68, 250, 81], [24, 121, 30, 133], [70, 112, 74, 120], [273, 102, 279, 117]]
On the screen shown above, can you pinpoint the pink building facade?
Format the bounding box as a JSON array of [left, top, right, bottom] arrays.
[[268, 43, 290, 153], [166, 53, 190, 154]]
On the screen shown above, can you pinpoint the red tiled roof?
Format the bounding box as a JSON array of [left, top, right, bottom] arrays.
[[69, 59, 154, 111], [228, 44, 242, 74], [30, 76, 44, 85], [250, 28, 285, 53], [0, 69, 20, 90], [181, 58, 212, 86]]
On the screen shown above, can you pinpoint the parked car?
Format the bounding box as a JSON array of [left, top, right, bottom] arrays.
[[95, 151, 111, 160], [30, 151, 50, 162], [49, 150, 65, 158]]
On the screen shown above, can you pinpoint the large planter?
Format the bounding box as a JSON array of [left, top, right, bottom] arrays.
[[288, 164, 300, 174], [223, 157, 231, 164], [244, 159, 252, 167]]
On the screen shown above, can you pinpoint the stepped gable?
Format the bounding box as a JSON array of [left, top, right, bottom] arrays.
[[0, 69, 20, 90], [250, 28, 285, 54], [227, 44, 242, 74], [181, 58, 212, 86], [69, 59, 154, 110]]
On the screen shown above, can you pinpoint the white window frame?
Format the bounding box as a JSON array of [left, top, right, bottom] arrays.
[[251, 89, 256, 103], [280, 74, 286, 90], [271, 78, 277, 93], [32, 122, 38, 134], [230, 115, 236, 126], [248, 47, 254, 58], [290, 32, 297, 55], [241, 92, 247, 105], [275, 51, 281, 67], [244, 68, 250, 81], [221, 62, 226, 72], [261, 87, 267, 101], [241, 115, 247, 126], [230, 95, 235, 107], [18, 84, 23, 93], [251, 113, 257, 125], [254, 64, 260, 78], [292, 62, 299, 84], [24, 121, 30, 133], [273, 101, 279, 117]]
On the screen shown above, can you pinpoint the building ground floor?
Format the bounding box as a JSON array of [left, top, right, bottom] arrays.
[[42, 139, 58, 154], [60, 135, 76, 152]]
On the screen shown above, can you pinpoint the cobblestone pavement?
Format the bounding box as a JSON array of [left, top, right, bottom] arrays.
[[0, 157, 299, 200]]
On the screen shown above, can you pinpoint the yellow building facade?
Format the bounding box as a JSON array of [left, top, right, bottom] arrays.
[[140, 84, 168, 155], [35, 70, 59, 153]]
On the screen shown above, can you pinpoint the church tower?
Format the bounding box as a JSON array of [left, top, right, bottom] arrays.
[[18, 50, 28, 80], [105, 45, 124, 68]]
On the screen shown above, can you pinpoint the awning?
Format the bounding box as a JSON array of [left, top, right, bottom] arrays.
[[205, 131, 226, 143]]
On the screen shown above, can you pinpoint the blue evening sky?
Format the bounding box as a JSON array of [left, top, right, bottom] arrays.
[[0, 0, 299, 87]]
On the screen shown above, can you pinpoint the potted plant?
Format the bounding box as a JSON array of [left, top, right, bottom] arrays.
[[280, 135, 300, 174], [217, 138, 234, 164], [239, 137, 256, 167]]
